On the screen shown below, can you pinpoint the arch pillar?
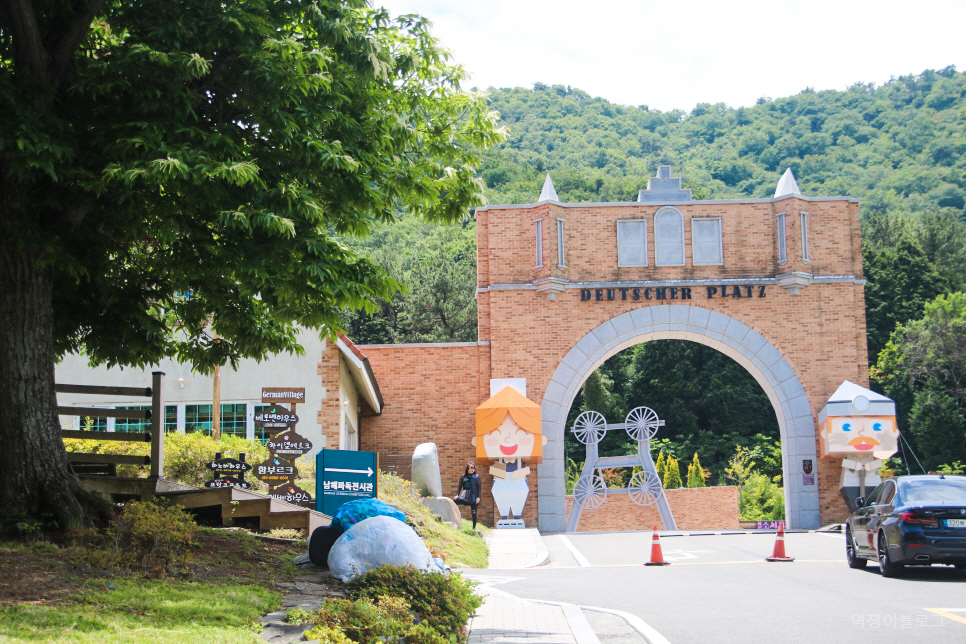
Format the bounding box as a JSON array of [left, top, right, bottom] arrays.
[[538, 304, 820, 532]]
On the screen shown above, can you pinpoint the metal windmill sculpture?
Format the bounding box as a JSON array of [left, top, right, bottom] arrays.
[[565, 406, 677, 532]]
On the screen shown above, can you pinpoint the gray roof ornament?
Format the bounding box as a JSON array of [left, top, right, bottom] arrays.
[[539, 174, 559, 202], [774, 168, 802, 198], [637, 165, 692, 203]]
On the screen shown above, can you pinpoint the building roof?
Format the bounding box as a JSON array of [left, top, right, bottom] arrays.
[[337, 333, 383, 414]]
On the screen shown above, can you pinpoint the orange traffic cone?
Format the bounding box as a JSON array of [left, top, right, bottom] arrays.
[[766, 526, 795, 562], [644, 525, 671, 566]]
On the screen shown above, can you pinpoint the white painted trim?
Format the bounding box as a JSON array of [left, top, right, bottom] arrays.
[[357, 341, 489, 348], [477, 196, 860, 211], [336, 336, 381, 414]]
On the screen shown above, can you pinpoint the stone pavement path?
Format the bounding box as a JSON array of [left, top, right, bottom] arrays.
[[469, 584, 591, 644], [259, 571, 335, 644]]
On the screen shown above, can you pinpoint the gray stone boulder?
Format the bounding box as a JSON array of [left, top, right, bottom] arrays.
[[420, 497, 462, 530], [411, 442, 443, 498]]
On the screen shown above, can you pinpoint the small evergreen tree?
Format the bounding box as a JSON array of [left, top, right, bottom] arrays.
[[687, 452, 707, 488], [655, 452, 667, 482], [663, 457, 682, 489]]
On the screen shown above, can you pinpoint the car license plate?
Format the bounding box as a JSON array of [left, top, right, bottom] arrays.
[[944, 519, 966, 528]]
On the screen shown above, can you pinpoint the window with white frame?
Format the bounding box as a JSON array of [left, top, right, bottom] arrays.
[[535, 219, 543, 267], [556, 219, 566, 267], [691, 217, 723, 265], [654, 207, 685, 266], [800, 211, 809, 262], [617, 220, 648, 267], [777, 212, 787, 263]]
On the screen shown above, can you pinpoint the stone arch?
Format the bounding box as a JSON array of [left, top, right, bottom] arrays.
[[537, 304, 819, 532]]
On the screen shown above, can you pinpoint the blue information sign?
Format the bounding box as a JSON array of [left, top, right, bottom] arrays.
[[316, 449, 379, 516]]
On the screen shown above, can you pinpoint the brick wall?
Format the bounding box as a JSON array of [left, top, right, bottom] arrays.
[[359, 343, 506, 525], [357, 191, 868, 527], [564, 486, 740, 532], [477, 196, 866, 525]]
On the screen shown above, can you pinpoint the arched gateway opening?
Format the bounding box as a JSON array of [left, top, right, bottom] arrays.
[[539, 305, 817, 532]]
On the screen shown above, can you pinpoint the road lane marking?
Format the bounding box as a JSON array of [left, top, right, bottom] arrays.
[[661, 549, 713, 561], [814, 532, 844, 539], [925, 608, 966, 626], [558, 535, 593, 567], [590, 559, 845, 567], [535, 600, 672, 644]]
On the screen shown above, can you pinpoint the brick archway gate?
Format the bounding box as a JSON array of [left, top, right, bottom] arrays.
[[537, 305, 819, 533]]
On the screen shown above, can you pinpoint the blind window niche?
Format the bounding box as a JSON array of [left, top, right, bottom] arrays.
[[556, 219, 566, 267], [777, 212, 787, 264], [654, 207, 685, 266], [800, 211, 809, 262], [691, 217, 723, 266], [617, 220, 648, 267], [535, 218, 544, 267]]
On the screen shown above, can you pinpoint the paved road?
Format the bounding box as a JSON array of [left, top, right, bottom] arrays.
[[471, 530, 966, 644]]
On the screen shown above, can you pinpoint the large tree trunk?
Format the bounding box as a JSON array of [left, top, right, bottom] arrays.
[[0, 243, 110, 530]]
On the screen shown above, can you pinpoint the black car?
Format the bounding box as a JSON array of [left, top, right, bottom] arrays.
[[844, 474, 966, 577]]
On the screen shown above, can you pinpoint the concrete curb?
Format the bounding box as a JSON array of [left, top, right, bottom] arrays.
[[521, 528, 551, 568]]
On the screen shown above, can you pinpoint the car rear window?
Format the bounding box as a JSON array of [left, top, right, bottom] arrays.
[[899, 477, 966, 505]]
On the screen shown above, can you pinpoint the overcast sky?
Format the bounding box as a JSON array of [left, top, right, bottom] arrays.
[[375, 0, 966, 112]]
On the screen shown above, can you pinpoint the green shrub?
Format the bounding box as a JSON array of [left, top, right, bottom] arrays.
[[346, 565, 482, 644], [406, 622, 449, 644], [662, 457, 682, 490], [103, 501, 197, 575], [655, 451, 667, 482], [739, 472, 785, 521], [304, 597, 413, 643], [686, 452, 706, 488], [63, 431, 316, 492]]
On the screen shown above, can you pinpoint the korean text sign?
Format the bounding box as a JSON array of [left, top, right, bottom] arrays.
[[317, 448, 378, 516]]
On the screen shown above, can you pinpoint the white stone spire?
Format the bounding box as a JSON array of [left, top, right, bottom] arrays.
[[774, 168, 802, 198], [539, 174, 559, 202]]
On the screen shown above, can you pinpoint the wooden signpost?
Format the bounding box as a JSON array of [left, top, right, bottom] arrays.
[[204, 452, 252, 490], [257, 387, 313, 506]]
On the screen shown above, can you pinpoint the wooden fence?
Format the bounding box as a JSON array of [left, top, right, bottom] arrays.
[[57, 371, 165, 479]]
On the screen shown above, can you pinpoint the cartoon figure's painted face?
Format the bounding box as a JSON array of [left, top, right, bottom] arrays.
[[825, 416, 898, 458], [482, 415, 537, 460]]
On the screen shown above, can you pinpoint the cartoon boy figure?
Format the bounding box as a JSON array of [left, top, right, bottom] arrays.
[[474, 387, 546, 520]]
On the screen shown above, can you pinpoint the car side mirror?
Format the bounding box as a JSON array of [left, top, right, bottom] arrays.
[[854, 496, 865, 508]]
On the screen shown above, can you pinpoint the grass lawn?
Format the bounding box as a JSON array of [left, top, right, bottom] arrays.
[[0, 527, 313, 643]]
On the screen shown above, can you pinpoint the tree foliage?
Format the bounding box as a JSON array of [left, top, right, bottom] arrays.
[[874, 293, 966, 470], [480, 69, 966, 219], [2, 0, 502, 371], [0, 0, 501, 527]]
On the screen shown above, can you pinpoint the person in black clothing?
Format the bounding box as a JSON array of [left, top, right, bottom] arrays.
[[453, 462, 481, 529]]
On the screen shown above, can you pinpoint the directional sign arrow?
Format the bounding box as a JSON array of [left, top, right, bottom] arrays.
[[325, 466, 374, 477]]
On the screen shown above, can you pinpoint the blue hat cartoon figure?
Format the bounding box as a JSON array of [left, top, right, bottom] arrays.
[[474, 387, 545, 527]]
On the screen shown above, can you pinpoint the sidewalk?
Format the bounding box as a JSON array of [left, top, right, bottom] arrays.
[[467, 529, 600, 644]]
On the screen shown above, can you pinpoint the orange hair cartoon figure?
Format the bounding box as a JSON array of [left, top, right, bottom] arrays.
[[473, 387, 545, 522]]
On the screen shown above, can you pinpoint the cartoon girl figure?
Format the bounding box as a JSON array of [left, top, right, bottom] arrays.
[[473, 387, 546, 520]]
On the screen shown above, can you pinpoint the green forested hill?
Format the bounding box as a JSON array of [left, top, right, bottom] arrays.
[[480, 68, 966, 215], [342, 66, 966, 479]]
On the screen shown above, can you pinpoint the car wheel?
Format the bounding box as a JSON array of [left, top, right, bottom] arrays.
[[877, 531, 903, 578], [846, 526, 867, 569]]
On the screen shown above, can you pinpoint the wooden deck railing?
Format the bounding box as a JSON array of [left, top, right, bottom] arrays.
[[57, 371, 165, 478]]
